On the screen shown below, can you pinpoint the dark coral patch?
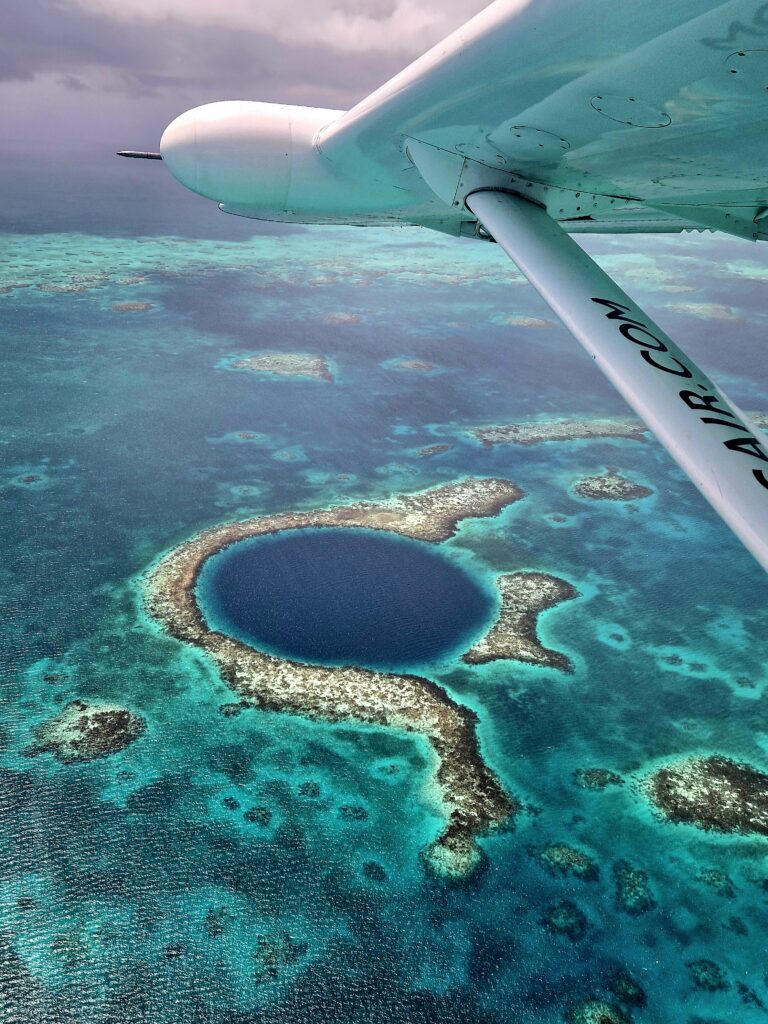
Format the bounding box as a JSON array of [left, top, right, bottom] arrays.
[[363, 861, 387, 882], [573, 768, 624, 790], [564, 997, 630, 1024], [339, 804, 368, 822], [253, 932, 309, 984], [29, 701, 145, 764], [530, 843, 599, 882], [687, 958, 729, 992], [298, 781, 321, 798], [696, 868, 735, 898], [541, 899, 587, 941], [646, 755, 768, 835], [613, 860, 656, 916], [608, 971, 646, 1007], [244, 806, 272, 826]]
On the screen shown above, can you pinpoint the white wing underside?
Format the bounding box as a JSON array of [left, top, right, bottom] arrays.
[[318, 0, 768, 238]]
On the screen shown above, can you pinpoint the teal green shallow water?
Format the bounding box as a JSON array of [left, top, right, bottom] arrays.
[[2, 219, 768, 1023]]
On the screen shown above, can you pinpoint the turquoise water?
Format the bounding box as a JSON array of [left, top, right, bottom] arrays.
[[2, 205, 768, 1023], [197, 528, 496, 670]]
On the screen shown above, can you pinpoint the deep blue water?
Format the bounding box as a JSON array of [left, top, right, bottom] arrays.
[[198, 528, 495, 669]]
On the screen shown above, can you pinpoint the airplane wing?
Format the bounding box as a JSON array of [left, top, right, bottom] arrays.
[[318, 0, 768, 239], [317, 0, 768, 569]]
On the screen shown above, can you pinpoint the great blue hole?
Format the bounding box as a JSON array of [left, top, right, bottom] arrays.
[[196, 527, 496, 670]]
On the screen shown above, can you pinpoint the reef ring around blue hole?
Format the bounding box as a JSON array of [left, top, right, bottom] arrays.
[[195, 527, 497, 671]]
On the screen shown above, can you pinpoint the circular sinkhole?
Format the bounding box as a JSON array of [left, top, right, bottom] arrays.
[[196, 527, 496, 671]]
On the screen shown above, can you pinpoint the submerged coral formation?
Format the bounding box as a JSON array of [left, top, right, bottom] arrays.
[[541, 899, 587, 941], [564, 998, 630, 1024], [29, 700, 146, 763], [253, 932, 309, 984], [530, 843, 600, 882], [111, 301, 153, 312], [687, 958, 729, 992], [644, 755, 768, 835], [607, 972, 646, 1008], [612, 860, 656, 916], [573, 470, 653, 501], [144, 478, 524, 876], [463, 571, 578, 671], [225, 352, 333, 382], [388, 358, 436, 371], [696, 868, 736, 898], [573, 768, 624, 791]]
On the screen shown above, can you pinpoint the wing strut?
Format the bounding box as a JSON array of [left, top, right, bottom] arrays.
[[465, 189, 768, 572]]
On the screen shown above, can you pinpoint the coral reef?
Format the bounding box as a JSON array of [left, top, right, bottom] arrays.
[[28, 700, 145, 763], [111, 301, 153, 312], [252, 932, 309, 984], [339, 804, 368, 822], [696, 868, 735, 898], [144, 478, 524, 877], [573, 768, 624, 791], [244, 806, 272, 826], [644, 755, 768, 835], [687, 958, 729, 992], [541, 899, 587, 941], [738, 982, 765, 1008], [613, 860, 656, 916], [463, 572, 577, 671], [530, 843, 599, 882], [298, 781, 321, 798], [573, 470, 653, 501], [469, 412, 766, 449], [607, 972, 646, 1007], [226, 352, 333, 382], [564, 998, 630, 1024], [389, 359, 436, 371]]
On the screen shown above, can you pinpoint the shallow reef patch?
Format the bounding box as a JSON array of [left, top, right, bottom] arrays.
[[529, 842, 599, 882], [572, 470, 653, 502], [27, 700, 146, 764], [644, 754, 768, 836]]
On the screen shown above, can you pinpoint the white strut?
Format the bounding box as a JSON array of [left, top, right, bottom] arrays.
[[466, 189, 768, 572]]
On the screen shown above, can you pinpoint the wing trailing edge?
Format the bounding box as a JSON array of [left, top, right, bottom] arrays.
[[465, 189, 768, 571]]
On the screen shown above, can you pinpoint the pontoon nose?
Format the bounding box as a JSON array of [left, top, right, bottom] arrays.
[[160, 108, 199, 192], [158, 101, 297, 208]]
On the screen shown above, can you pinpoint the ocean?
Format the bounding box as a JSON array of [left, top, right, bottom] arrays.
[[1, 156, 767, 1023]]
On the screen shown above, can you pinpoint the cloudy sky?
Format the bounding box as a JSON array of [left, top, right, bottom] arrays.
[[2, 0, 486, 157]]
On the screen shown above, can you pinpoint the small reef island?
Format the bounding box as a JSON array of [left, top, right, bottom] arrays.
[[469, 416, 647, 448], [28, 700, 146, 764], [223, 351, 334, 382], [467, 410, 768, 448], [644, 755, 768, 836], [463, 572, 578, 671], [144, 478, 577, 877], [573, 470, 653, 502]]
